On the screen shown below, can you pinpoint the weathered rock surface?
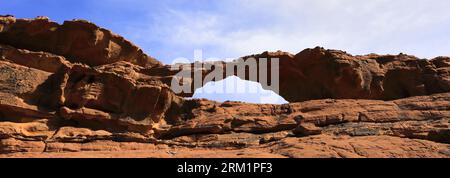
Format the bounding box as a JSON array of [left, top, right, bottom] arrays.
[[156, 48, 450, 102], [0, 16, 449, 158], [0, 16, 161, 67]]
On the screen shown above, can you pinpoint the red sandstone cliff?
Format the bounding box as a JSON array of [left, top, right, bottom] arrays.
[[0, 16, 449, 158]]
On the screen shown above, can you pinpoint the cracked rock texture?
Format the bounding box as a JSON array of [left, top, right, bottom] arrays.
[[0, 16, 449, 158]]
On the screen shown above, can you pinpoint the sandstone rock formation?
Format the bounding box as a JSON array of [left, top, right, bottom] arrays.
[[0, 16, 449, 158], [0, 15, 161, 67], [151, 48, 450, 102]]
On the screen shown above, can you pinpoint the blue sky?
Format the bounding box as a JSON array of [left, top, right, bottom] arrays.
[[2, 0, 450, 104]]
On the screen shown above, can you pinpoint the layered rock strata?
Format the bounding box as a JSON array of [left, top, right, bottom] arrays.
[[0, 16, 449, 158]]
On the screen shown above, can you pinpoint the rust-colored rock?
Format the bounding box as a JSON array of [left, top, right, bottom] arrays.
[[0, 16, 161, 67], [60, 62, 182, 134], [157, 48, 450, 102], [267, 135, 449, 158], [0, 16, 449, 158]]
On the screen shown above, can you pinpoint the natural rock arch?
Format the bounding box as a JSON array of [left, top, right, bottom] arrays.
[[145, 48, 450, 103]]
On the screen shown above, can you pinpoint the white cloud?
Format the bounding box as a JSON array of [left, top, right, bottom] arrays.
[[129, 0, 450, 61]]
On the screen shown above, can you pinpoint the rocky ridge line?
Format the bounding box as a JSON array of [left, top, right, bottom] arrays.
[[0, 16, 449, 158]]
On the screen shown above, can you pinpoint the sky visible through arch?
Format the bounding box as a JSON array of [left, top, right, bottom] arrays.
[[2, 0, 450, 104]]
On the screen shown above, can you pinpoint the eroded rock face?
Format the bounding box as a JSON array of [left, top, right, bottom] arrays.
[[0, 16, 161, 67], [155, 93, 450, 144], [156, 48, 450, 102], [60, 63, 182, 134], [0, 16, 449, 158]]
